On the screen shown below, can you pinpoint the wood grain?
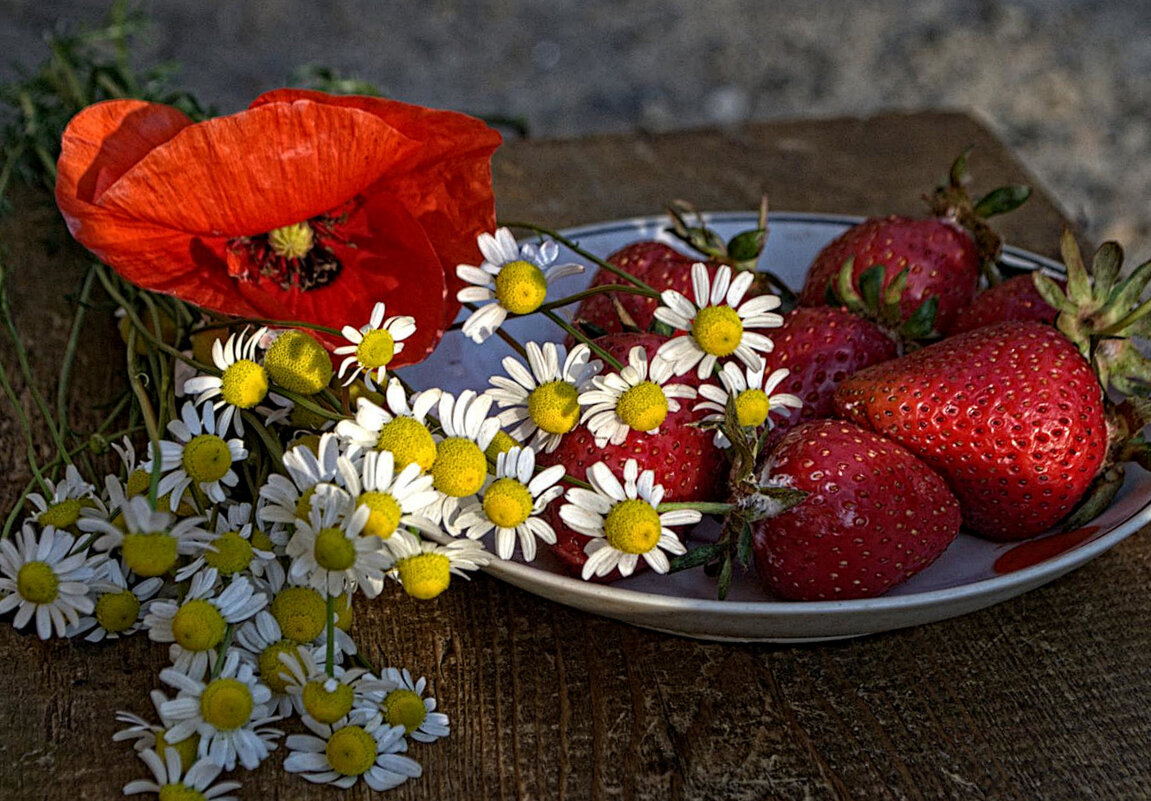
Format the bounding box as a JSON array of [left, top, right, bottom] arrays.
[[3, 111, 1149, 801]]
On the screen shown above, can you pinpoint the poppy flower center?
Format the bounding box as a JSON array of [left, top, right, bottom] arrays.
[[268, 223, 314, 260], [228, 214, 345, 292]]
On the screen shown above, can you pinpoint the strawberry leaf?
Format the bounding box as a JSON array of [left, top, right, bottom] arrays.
[[858, 264, 885, 312], [717, 553, 734, 600], [898, 296, 939, 341], [972, 185, 1031, 219], [669, 543, 724, 573], [736, 521, 754, 567]]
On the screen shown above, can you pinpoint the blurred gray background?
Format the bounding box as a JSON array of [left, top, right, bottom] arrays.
[[3, 0, 1150, 263]]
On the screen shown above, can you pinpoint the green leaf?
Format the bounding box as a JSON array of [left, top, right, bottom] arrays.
[[948, 146, 973, 189], [1091, 241, 1123, 301], [736, 521, 754, 567], [669, 544, 724, 573], [727, 228, 766, 262], [972, 185, 1032, 219], [834, 257, 864, 312], [1060, 229, 1092, 304], [899, 296, 939, 341], [650, 318, 675, 337], [1107, 260, 1151, 323], [858, 264, 886, 313], [1031, 272, 1076, 315], [717, 554, 734, 600]]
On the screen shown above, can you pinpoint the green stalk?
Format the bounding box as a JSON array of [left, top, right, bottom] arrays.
[[210, 624, 236, 680], [324, 593, 336, 677], [56, 265, 98, 433], [541, 309, 623, 371], [191, 317, 343, 337], [125, 326, 163, 507], [656, 501, 735, 515], [0, 342, 52, 495], [499, 220, 659, 294]]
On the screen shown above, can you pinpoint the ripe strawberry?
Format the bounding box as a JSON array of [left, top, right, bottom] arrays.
[[752, 420, 961, 600], [761, 306, 897, 429], [833, 321, 1108, 540], [949, 273, 1061, 335], [536, 332, 727, 577]]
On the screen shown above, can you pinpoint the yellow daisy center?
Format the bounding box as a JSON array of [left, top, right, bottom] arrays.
[[268, 222, 314, 260], [332, 592, 353, 631], [154, 729, 200, 773], [270, 586, 327, 642], [182, 434, 233, 484], [358, 492, 403, 540], [295, 486, 319, 521], [691, 305, 744, 357], [528, 380, 580, 435], [616, 381, 669, 432], [94, 589, 140, 633], [314, 527, 356, 571], [219, 359, 269, 409], [171, 599, 227, 653], [494, 260, 548, 315], [348, 379, 385, 408], [257, 640, 303, 694], [38, 498, 82, 529], [431, 438, 488, 498], [604, 499, 662, 555], [158, 784, 207, 801], [395, 553, 451, 600], [303, 679, 356, 724], [381, 688, 428, 733], [326, 725, 377, 776], [356, 329, 396, 370], [482, 478, 533, 528], [121, 532, 178, 578], [376, 417, 436, 473], [125, 469, 152, 498], [204, 531, 254, 575], [265, 330, 333, 395], [16, 561, 58, 604], [199, 677, 254, 731], [250, 528, 276, 552], [734, 388, 771, 428], [484, 430, 519, 461]]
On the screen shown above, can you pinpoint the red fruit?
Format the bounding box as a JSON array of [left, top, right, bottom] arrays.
[[761, 306, 897, 429], [537, 332, 727, 578], [949, 273, 1061, 335], [833, 321, 1108, 540], [799, 216, 979, 334], [752, 420, 961, 601]]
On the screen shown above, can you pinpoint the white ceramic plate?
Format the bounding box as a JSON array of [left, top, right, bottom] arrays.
[[400, 212, 1151, 642]]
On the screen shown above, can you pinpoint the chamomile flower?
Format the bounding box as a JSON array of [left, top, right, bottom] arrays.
[[286, 486, 392, 598], [145, 569, 267, 680], [423, 390, 502, 528], [694, 363, 804, 447], [0, 524, 100, 639], [452, 446, 565, 561], [456, 227, 584, 343], [258, 432, 347, 534], [122, 748, 241, 800], [159, 650, 282, 771], [337, 449, 441, 541], [68, 558, 163, 642], [183, 326, 275, 436], [334, 301, 416, 390], [654, 263, 784, 378], [114, 690, 202, 772], [81, 495, 208, 578], [279, 647, 368, 724], [360, 667, 450, 744], [233, 611, 309, 717], [335, 378, 441, 474], [24, 464, 95, 531], [559, 459, 701, 580], [284, 710, 421, 790], [149, 402, 247, 511], [486, 341, 601, 453], [177, 502, 279, 585], [578, 345, 696, 446], [385, 529, 490, 600]]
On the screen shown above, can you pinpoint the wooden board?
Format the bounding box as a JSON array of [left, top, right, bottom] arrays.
[[4, 111, 1149, 801]]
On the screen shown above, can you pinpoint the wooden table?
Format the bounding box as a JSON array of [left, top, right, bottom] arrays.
[[4, 111, 1150, 800]]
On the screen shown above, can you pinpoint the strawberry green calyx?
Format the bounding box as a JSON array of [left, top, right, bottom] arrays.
[[1033, 229, 1151, 395], [926, 147, 1031, 284], [826, 259, 939, 342]]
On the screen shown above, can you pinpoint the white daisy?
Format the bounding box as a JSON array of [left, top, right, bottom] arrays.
[[67, 558, 164, 642], [114, 690, 201, 770], [23, 464, 95, 531], [456, 227, 584, 343], [79, 495, 208, 578], [335, 378, 441, 475], [486, 341, 601, 453], [358, 667, 450, 744], [694, 363, 804, 447], [182, 326, 269, 437], [452, 446, 565, 561], [654, 263, 784, 378], [148, 401, 247, 511], [284, 710, 421, 790], [286, 485, 392, 599], [144, 569, 267, 680], [258, 431, 349, 539], [177, 501, 280, 585], [261, 571, 358, 661], [559, 459, 701, 580], [122, 748, 241, 800], [337, 449, 441, 541], [422, 390, 502, 529], [334, 301, 417, 390], [385, 529, 491, 600], [578, 345, 696, 446], [232, 611, 310, 717], [159, 649, 282, 771], [279, 647, 369, 724], [0, 523, 100, 639]]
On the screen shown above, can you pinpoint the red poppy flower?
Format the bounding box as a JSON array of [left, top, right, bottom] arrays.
[[55, 89, 501, 366]]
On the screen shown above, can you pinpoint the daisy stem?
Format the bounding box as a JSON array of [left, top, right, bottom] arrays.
[[192, 316, 343, 338], [460, 301, 528, 359], [499, 221, 659, 294], [0, 343, 52, 496], [210, 623, 236, 681], [351, 650, 379, 676], [324, 593, 336, 678], [537, 282, 660, 313], [540, 309, 624, 371], [55, 263, 97, 435], [124, 325, 163, 507], [96, 266, 198, 366], [656, 501, 736, 515], [241, 410, 284, 463]]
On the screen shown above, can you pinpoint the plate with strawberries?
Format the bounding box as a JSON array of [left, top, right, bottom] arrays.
[[405, 194, 1151, 642]]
